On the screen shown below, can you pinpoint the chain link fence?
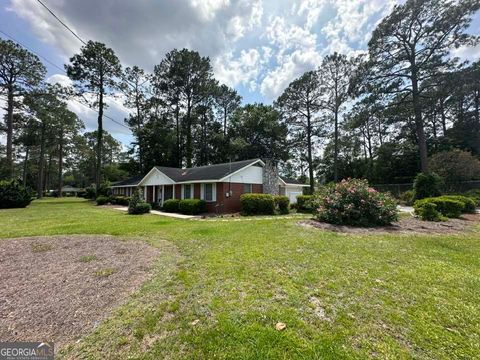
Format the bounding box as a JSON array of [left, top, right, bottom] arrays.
[[372, 180, 480, 196]]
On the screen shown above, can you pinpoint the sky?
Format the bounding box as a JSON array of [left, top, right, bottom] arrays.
[[0, 0, 479, 147]]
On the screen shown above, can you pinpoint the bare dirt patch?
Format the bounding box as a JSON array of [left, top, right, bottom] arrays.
[[300, 213, 480, 235], [0, 235, 160, 349]]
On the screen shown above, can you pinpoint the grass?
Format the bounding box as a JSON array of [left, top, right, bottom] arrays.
[[31, 243, 53, 253], [1, 197, 480, 359], [94, 267, 116, 277], [80, 254, 97, 262]]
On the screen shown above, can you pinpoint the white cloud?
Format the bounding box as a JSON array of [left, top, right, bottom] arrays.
[[45, 74, 132, 140], [214, 47, 271, 90], [259, 15, 322, 99], [451, 44, 480, 62], [46, 74, 72, 87]]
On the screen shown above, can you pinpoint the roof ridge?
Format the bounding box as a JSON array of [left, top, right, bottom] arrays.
[[156, 158, 260, 171]]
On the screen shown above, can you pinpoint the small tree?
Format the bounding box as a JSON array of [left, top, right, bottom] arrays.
[[430, 150, 480, 186], [0, 180, 33, 208], [128, 189, 151, 215], [413, 172, 443, 200]]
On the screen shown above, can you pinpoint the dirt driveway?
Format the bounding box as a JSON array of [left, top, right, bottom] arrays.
[[0, 235, 160, 350]]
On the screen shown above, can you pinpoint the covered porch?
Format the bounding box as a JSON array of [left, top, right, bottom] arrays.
[[143, 184, 179, 206]]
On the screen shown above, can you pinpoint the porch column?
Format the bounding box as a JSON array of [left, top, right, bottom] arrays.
[[144, 186, 147, 201], [162, 185, 165, 206], [153, 186, 156, 204], [173, 184, 175, 199]]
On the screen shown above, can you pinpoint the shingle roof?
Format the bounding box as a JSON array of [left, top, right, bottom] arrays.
[[111, 174, 145, 187], [280, 176, 307, 185], [156, 159, 262, 182]]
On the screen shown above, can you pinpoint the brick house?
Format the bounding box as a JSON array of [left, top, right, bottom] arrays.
[[111, 159, 308, 213]]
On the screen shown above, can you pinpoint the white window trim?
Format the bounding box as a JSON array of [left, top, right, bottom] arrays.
[[201, 183, 216, 202], [182, 184, 193, 199], [243, 183, 252, 194]]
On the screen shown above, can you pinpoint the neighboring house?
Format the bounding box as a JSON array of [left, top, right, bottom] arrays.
[[111, 159, 308, 213]]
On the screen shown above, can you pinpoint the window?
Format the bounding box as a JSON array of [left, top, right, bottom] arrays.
[[204, 183, 213, 201], [243, 183, 252, 194], [183, 184, 192, 199]]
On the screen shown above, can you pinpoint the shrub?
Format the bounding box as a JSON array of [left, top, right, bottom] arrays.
[[129, 202, 151, 215], [0, 180, 33, 208], [413, 172, 443, 200], [84, 186, 96, 199], [128, 190, 151, 215], [274, 195, 290, 214], [178, 199, 206, 215], [240, 194, 275, 215], [465, 189, 480, 205], [315, 178, 398, 227], [413, 197, 464, 218], [414, 202, 443, 221], [97, 182, 111, 197], [441, 195, 476, 213], [398, 190, 414, 206], [296, 195, 314, 212], [163, 199, 180, 213], [109, 195, 130, 206], [96, 195, 109, 205]]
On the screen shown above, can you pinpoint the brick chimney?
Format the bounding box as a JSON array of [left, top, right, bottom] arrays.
[[262, 159, 279, 195]]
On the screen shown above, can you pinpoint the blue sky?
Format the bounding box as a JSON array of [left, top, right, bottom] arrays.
[[1, 0, 479, 146]]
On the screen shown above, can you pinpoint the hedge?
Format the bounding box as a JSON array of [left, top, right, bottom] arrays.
[[96, 195, 109, 205], [441, 195, 476, 213], [296, 195, 313, 212], [414, 196, 464, 219], [163, 199, 180, 213], [0, 180, 33, 209], [240, 194, 275, 215], [109, 195, 130, 206], [465, 189, 480, 205], [414, 202, 443, 221], [178, 199, 206, 215], [274, 195, 290, 214], [128, 202, 151, 215]]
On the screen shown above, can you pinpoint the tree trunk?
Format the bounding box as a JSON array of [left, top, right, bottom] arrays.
[[475, 89, 479, 130], [6, 86, 14, 178], [175, 101, 181, 167], [57, 128, 64, 198], [440, 99, 447, 136], [223, 107, 227, 137], [37, 121, 46, 199], [333, 106, 339, 182], [411, 71, 428, 173], [45, 152, 53, 194], [23, 146, 29, 187], [185, 97, 193, 168], [306, 105, 314, 194], [135, 91, 143, 173], [96, 84, 104, 195]]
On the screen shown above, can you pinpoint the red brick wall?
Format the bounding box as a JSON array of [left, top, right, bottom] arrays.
[[194, 184, 201, 199], [208, 182, 263, 214], [175, 185, 181, 199]]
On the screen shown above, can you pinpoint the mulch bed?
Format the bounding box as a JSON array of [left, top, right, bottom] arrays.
[[299, 213, 480, 234], [0, 235, 159, 349]]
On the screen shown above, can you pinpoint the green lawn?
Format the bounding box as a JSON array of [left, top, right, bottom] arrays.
[[1, 198, 480, 359]]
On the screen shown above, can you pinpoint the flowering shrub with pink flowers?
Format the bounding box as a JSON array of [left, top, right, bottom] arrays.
[[315, 178, 398, 227]]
